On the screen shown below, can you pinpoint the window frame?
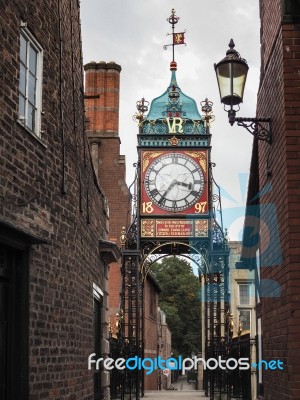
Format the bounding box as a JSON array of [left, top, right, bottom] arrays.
[[238, 308, 251, 332], [282, 0, 300, 22], [238, 283, 251, 306], [18, 26, 43, 137]]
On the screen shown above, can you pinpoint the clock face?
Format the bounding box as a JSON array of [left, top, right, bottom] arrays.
[[144, 153, 205, 212]]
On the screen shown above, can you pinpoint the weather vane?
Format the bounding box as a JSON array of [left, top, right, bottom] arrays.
[[163, 9, 186, 63]]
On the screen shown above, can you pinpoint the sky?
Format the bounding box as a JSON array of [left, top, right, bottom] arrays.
[[80, 0, 261, 240]]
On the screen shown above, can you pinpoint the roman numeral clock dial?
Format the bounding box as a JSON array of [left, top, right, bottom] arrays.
[[144, 153, 205, 212]]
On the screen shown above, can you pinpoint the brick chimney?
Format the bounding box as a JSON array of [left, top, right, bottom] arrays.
[[84, 61, 130, 243], [84, 61, 121, 138]]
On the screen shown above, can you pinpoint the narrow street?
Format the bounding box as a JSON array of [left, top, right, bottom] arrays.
[[144, 376, 207, 399]]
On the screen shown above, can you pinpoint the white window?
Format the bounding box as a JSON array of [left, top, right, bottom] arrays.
[[239, 309, 251, 331], [239, 283, 251, 305], [237, 283, 254, 333], [18, 27, 43, 136]]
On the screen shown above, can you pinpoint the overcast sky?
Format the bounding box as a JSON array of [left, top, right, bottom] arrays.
[[80, 1, 261, 240]]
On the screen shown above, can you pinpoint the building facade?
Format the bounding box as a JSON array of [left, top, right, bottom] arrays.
[[242, 1, 300, 399], [0, 1, 119, 399], [84, 60, 166, 395], [229, 241, 257, 398], [84, 61, 131, 331], [229, 242, 256, 338]]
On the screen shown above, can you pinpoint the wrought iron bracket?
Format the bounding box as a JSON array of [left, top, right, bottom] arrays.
[[235, 117, 271, 143], [228, 110, 272, 143]]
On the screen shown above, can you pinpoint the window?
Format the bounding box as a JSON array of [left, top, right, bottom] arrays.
[[239, 284, 251, 305], [282, 0, 300, 22], [238, 283, 253, 332], [239, 309, 251, 331], [18, 27, 43, 136]]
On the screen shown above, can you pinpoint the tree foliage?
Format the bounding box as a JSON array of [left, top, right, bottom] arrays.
[[151, 257, 201, 357]]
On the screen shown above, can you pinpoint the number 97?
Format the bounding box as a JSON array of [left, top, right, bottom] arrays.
[[195, 201, 207, 213]]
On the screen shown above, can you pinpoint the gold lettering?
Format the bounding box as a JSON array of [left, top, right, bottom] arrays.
[[142, 202, 154, 214], [166, 117, 183, 133], [195, 201, 207, 213]]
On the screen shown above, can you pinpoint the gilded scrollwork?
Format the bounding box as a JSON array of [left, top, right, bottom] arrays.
[[142, 151, 163, 172], [184, 150, 207, 172]]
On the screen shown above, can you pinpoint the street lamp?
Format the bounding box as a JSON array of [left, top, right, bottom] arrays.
[[214, 39, 271, 143]]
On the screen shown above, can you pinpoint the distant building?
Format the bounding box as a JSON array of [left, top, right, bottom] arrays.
[[0, 1, 119, 399], [229, 241, 256, 338], [228, 241, 256, 398]]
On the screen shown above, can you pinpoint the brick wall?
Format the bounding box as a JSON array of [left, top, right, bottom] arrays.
[[255, 0, 300, 398], [0, 1, 113, 399], [144, 278, 160, 390]]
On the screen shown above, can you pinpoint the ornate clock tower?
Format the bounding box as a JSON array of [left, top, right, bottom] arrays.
[[139, 64, 210, 241], [120, 10, 230, 400]]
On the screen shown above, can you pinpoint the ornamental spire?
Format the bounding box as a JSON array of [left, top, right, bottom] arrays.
[[163, 9, 186, 71]]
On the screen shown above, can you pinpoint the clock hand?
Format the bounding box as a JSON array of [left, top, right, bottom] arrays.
[[176, 181, 192, 190], [159, 179, 177, 203]]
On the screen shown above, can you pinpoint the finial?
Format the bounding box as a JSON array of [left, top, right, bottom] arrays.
[[120, 226, 127, 247], [137, 98, 149, 114], [201, 98, 215, 129], [225, 39, 245, 61], [226, 39, 237, 56], [167, 8, 179, 26], [132, 98, 149, 126], [229, 39, 235, 49]]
